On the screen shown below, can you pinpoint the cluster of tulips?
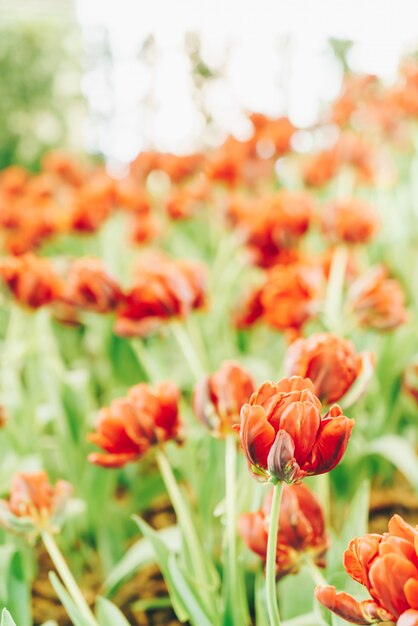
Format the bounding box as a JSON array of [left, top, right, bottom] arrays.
[[0, 58, 417, 626]]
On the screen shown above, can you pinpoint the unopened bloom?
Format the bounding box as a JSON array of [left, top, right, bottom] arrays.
[[115, 253, 206, 338], [322, 199, 380, 245], [0, 254, 63, 308], [284, 333, 373, 404], [88, 382, 180, 467], [193, 361, 255, 437], [316, 514, 418, 625], [348, 266, 408, 331], [236, 376, 353, 483], [64, 258, 122, 313], [239, 483, 328, 578], [0, 472, 72, 539]]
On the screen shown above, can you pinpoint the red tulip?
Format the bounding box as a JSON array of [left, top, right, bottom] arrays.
[[114, 252, 206, 338], [193, 360, 255, 436], [316, 514, 418, 625], [88, 382, 181, 468], [64, 258, 122, 313], [0, 254, 63, 308], [239, 483, 328, 578], [284, 333, 373, 404], [236, 376, 354, 483]]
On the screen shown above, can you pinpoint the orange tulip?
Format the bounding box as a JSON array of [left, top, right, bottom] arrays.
[[261, 262, 324, 333], [193, 361, 255, 436], [0, 254, 63, 308], [322, 198, 380, 244], [239, 483, 328, 577], [0, 472, 72, 537], [284, 333, 372, 404], [348, 266, 408, 330], [236, 376, 354, 483], [88, 382, 181, 467], [316, 514, 418, 625]]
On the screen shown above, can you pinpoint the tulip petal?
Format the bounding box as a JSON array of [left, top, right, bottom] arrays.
[[404, 579, 418, 610], [240, 404, 276, 472], [305, 414, 354, 475], [315, 586, 384, 624], [87, 452, 140, 468], [369, 553, 418, 617], [398, 609, 418, 626], [279, 400, 321, 466], [267, 429, 304, 483]]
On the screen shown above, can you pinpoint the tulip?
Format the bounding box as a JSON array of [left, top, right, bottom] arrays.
[[322, 198, 380, 245], [348, 265, 408, 331], [236, 376, 354, 484], [0, 254, 63, 308], [64, 258, 122, 314], [88, 382, 181, 468], [284, 333, 373, 404], [193, 360, 255, 437], [316, 514, 418, 625], [239, 483, 328, 578], [114, 252, 206, 338], [0, 472, 72, 538]]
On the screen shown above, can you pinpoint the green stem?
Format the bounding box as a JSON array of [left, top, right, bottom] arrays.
[[131, 339, 160, 382], [305, 558, 328, 588], [266, 483, 283, 626], [155, 450, 209, 589], [224, 435, 249, 625], [324, 245, 348, 332], [41, 531, 98, 626], [170, 320, 206, 381], [316, 473, 331, 527]]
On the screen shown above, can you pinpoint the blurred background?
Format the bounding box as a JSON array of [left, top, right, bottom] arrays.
[[1, 0, 418, 171]]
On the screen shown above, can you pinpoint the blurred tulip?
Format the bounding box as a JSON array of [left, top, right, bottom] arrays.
[[316, 514, 418, 625], [64, 258, 122, 314], [193, 360, 255, 436], [0, 254, 63, 308], [348, 265, 408, 330], [88, 382, 180, 467], [0, 472, 72, 539], [322, 198, 380, 244], [403, 357, 418, 404], [236, 376, 354, 483], [239, 483, 328, 577], [284, 333, 373, 404], [115, 252, 206, 337], [260, 262, 324, 333]]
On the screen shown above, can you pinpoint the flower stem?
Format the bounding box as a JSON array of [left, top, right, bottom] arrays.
[[170, 320, 206, 381], [324, 245, 348, 332], [305, 558, 328, 588], [131, 339, 159, 382], [266, 482, 283, 626], [41, 531, 98, 626], [224, 435, 249, 625], [155, 450, 209, 589]]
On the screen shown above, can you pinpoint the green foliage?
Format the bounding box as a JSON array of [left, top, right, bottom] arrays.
[[0, 18, 84, 170]]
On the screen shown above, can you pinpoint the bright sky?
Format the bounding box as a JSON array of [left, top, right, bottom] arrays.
[[76, 0, 418, 163]]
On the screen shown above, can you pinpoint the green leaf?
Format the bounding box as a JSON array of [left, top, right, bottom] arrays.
[[6, 551, 31, 626], [341, 480, 370, 542], [254, 570, 269, 626], [1, 609, 17, 626], [166, 555, 215, 626], [132, 517, 189, 622], [48, 573, 92, 626], [104, 525, 180, 594], [366, 435, 418, 490], [96, 597, 130, 626]]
